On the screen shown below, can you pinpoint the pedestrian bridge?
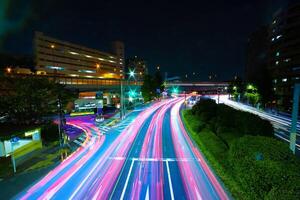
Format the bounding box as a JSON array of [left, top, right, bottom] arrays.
[[165, 81, 229, 94]]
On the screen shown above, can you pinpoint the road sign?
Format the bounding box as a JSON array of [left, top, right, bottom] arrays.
[[10, 136, 20, 143]]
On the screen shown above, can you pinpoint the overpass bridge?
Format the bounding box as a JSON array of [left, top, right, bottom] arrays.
[[165, 81, 229, 94]]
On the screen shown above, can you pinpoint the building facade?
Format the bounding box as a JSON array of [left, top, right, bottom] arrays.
[[34, 32, 124, 79], [125, 56, 147, 80], [245, 26, 273, 105], [269, 2, 300, 112]]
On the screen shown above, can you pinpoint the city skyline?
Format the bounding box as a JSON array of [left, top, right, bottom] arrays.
[[0, 0, 290, 80]]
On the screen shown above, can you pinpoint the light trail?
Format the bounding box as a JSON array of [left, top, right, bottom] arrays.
[[170, 98, 229, 200], [17, 98, 230, 200], [129, 98, 180, 199]]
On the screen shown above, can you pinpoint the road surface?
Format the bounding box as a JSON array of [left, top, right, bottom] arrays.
[[16, 98, 229, 200]]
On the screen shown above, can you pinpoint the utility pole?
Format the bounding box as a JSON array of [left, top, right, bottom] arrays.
[[184, 91, 187, 109], [57, 95, 64, 147], [290, 83, 300, 154], [120, 79, 124, 119]]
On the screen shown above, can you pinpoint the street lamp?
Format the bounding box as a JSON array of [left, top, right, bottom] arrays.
[[120, 69, 136, 119], [129, 69, 135, 78], [6, 67, 12, 73]]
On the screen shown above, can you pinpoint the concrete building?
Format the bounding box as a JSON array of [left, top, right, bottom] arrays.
[[245, 26, 273, 105], [269, 2, 300, 112], [125, 56, 147, 80], [34, 32, 124, 79]]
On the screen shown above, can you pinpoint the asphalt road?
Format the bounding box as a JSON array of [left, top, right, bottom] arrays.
[[16, 98, 229, 200]]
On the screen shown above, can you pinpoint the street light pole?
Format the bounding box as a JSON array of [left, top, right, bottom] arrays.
[[120, 79, 124, 119], [11, 142, 16, 173], [290, 83, 300, 154], [57, 95, 64, 147]]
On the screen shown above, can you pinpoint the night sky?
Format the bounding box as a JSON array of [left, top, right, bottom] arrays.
[[0, 0, 290, 81]]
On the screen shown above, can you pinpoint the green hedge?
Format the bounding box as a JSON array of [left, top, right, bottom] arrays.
[[229, 135, 300, 200], [182, 99, 300, 199], [191, 99, 273, 141]]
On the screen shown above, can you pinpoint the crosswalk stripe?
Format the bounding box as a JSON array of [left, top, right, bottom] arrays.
[[73, 140, 83, 146]]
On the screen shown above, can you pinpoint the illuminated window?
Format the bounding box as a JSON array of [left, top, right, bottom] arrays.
[[85, 55, 92, 58], [78, 70, 96, 73], [272, 20, 276, 24], [69, 51, 79, 55], [47, 66, 64, 70], [273, 79, 277, 84], [276, 35, 282, 39], [276, 61, 279, 65], [284, 58, 291, 62], [98, 58, 104, 61], [282, 78, 287, 82], [271, 38, 275, 42], [276, 52, 280, 57]]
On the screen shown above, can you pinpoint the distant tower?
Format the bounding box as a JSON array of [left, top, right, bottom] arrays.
[[111, 41, 125, 78], [111, 41, 125, 60]]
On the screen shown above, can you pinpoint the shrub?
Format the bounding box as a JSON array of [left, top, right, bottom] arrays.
[[228, 135, 300, 199], [191, 99, 274, 141]]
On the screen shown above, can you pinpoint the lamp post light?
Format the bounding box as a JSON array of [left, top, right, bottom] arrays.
[[120, 69, 136, 119], [57, 95, 64, 148], [10, 136, 19, 173]]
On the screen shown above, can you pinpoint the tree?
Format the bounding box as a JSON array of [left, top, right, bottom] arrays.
[[244, 83, 260, 106], [141, 70, 164, 102], [0, 76, 75, 124], [152, 70, 164, 97], [141, 74, 153, 102], [228, 77, 244, 101]]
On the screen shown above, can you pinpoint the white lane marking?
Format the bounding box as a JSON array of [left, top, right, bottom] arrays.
[[145, 186, 149, 200], [120, 159, 135, 200], [109, 157, 200, 162], [166, 161, 175, 200], [73, 140, 83, 146]]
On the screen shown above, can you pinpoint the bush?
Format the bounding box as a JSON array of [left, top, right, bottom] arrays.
[[228, 135, 300, 199], [184, 99, 299, 199], [190, 99, 274, 141]]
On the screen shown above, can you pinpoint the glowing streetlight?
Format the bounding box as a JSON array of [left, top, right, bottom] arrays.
[[172, 87, 179, 94], [96, 63, 100, 69], [129, 69, 135, 78], [6, 67, 12, 73], [247, 84, 254, 90]]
